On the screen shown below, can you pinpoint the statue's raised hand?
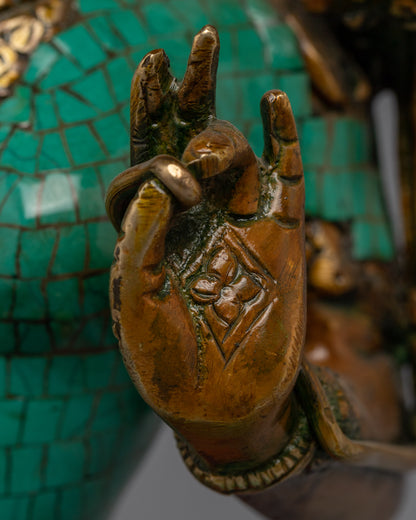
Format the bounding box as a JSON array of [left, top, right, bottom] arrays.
[[106, 26, 306, 482]]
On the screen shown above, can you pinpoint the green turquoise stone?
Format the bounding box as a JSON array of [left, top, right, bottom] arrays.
[[110, 9, 148, 47], [0, 497, 29, 520], [23, 43, 59, 84], [142, 3, 187, 35], [0, 282, 14, 321], [13, 280, 46, 320], [0, 228, 19, 276], [322, 171, 354, 221], [206, 0, 248, 25], [45, 441, 85, 487], [173, 0, 209, 28], [0, 324, 14, 353], [59, 488, 82, 520], [92, 393, 123, 432], [54, 25, 107, 71], [39, 54, 83, 90], [52, 224, 87, 274], [34, 93, 58, 131], [11, 446, 43, 493], [0, 87, 31, 124], [237, 29, 264, 70], [300, 118, 328, 168], [93, 113, 129, 157], [19, 323, 51, 354], [0, 359, 5, 396], [83, 272, 110, 311], [70, 69, 115, 113], [97, 160, 128, 191], [64, 124, 107, 166], [60, 395, 95, 439], [0, 401, 25, 446], [85, 351, 116, 390], [20, 229, 57, 278], [52, 225, 87, 275], [106, 58, 132, 103], [0, 450, 6, 493], [78, 0, 120, 14], [39, 173, 76, 224], [87, 221, 117, 270], [10, 357, 46, 396], [264, 24, 303, 70], [247, 123, 264, 159], [32, 493, 57, 520], [304, 170, 319, 216], [76, 169, 107, 220], [278, 72, 311, 119], [88, 431, 118, 474], [88, 15, 126, 51], [55, 89, 97, 124], [1, 131, 38, 175], [239, 74, 275, 120], [46, 278, 81, 320], [0, 177, 40, 227], [48, 356, 86, 396], [23, 400, 64, 443]]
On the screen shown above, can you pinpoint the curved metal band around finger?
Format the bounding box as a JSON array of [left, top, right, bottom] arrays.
[[105, 155, 202, 232]]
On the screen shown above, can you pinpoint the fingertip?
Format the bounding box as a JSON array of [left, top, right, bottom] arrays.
[[261, 89, 298, 143]]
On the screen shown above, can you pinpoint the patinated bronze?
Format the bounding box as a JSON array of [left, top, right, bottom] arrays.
[[106, 24, 416, 520]]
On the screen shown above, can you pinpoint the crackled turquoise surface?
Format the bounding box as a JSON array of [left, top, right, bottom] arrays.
[[0, 0, 394, 518]]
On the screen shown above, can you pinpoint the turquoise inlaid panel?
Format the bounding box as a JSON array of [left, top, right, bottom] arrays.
[[11, 446, 43, 493], [70, 70, 115, 113], [0, 227, 19, 276], [0, 87, 32, 124], [10, 357, 46, 396], [54, 25, 107, 71], [87, 15, 126, 52], [0, 401, 24, 446], [1, 131, 38, 175], [45, 441, 85, 487], [19, 228, 57, 278], [19, 323, 51, 354], [64, 124, 107, 166], [60, 394, 95, 438], [52, 225, 87, 275], [46, 278, 81, 320], [55, 89, 97, 124], [32, 493, 57, 520], [142, 3, 187, 35], [93, 113, 129, 157], [13, 280, 46, 320], [0, 177, 40, 228], [23, 399, 64, 443], [34, 93, 59, 131]]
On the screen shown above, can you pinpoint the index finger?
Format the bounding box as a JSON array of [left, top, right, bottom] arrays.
[[178, 25, 220, 122]]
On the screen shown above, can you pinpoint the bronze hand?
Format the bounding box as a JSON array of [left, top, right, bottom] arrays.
[[106, 26, 305, 475]]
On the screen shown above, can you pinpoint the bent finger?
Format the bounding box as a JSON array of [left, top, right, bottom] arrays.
[[106, 156, 202, 232]]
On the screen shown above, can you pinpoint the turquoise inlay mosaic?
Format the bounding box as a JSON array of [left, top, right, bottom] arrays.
[[0, 0, 396, 518]]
